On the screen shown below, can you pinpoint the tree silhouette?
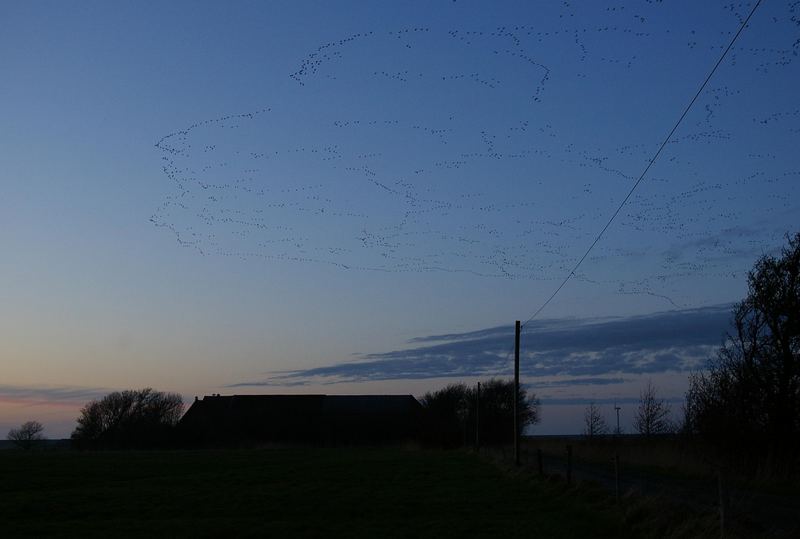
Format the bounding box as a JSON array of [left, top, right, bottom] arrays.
[[420, 379, 540, 447], [419, 383, 469, 447], [685, 232, 800, 474], [7, 421, 45, 450], [634, 380, 673, 437], [583, 402, 608, 439], [71, 388, 183, 449]]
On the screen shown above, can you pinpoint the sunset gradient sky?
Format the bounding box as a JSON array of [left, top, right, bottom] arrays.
[[2, 0, 798, 437]]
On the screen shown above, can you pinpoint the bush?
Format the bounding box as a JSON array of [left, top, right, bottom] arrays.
[[420, 379, 540, 447], [71, 388, 183, 449]]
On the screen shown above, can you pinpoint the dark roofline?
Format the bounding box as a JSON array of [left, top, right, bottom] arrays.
[[178, 393, 423, 446], [196, 394, 419, 400]]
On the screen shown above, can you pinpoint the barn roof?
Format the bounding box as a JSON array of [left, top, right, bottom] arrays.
[[178, 394, 422, 445]]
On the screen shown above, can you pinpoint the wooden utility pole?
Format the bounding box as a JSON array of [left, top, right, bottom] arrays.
[[514, 320, 521, 466], [475, 381, 481, 451]]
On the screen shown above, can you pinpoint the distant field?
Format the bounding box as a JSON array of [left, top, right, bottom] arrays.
[[0, 447, 632, 538]]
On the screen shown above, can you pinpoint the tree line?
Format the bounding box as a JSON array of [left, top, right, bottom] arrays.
[[579, 233, 800, 477], [5, 390, 185, 450], [70, 388, 183, 449], [684, 233, 799, 475]]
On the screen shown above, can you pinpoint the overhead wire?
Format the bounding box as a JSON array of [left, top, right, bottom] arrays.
[[519, 0, 764, 331]]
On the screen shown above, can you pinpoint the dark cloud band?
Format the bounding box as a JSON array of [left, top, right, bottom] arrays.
[[232, 304, 731, 387]]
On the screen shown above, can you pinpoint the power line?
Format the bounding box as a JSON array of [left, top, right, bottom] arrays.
[[520, 0, 763, 330]]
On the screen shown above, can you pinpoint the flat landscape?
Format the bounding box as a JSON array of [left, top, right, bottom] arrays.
[[0, 448, 631, 538]]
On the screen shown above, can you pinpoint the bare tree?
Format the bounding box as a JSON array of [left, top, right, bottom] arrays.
[[583, 402, 608, 439], [634, 380, 673, 436], [7, 420, 45, 450], [685, 232, 800, 473], [71, 388, 183, 448]]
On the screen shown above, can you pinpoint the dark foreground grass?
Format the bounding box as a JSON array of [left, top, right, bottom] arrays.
[[0, 447, 633, 538]]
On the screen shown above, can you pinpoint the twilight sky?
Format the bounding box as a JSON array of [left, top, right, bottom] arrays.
[[2, 1, 798, 437]]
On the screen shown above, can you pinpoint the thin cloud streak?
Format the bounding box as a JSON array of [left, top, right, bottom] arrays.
[[226, 380, 311, 388], [539, 396, 685, 406], [525, 377, 628, 389], [0, 384, 112, 406]]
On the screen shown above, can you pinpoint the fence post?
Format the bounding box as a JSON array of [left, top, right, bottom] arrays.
[[537, 448, 544, 476], [566, 444, 573, 485], [718, 466, 729, 539], [613, 453, 620, 505]]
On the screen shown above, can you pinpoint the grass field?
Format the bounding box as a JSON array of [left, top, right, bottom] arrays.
[[0, 447, 633, 538]]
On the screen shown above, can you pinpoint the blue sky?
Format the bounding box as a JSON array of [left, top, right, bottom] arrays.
[[1, 1, 798, 437]]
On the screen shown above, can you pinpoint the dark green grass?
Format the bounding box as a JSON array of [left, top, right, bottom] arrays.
[[0, 448, 633, 538]]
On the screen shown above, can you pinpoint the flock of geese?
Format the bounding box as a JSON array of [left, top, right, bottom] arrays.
[[152, 1, 799, 307]]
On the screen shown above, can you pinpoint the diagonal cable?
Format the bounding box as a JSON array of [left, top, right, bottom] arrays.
[[521, 0, 764, 330]]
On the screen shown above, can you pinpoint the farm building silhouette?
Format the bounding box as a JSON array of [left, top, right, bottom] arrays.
[[179, 394, 422, 445]]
